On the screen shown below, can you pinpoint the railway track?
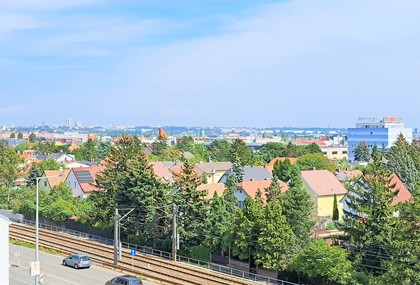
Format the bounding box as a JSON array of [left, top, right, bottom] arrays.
[[10, 222, 257, 285]]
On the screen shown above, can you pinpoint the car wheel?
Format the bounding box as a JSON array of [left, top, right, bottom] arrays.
[[86, 266, 90, 269], [62, 260, 66, 266], [74, 264, 78, 269]]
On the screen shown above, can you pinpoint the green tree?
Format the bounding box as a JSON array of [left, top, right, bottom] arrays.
[[92, 135, 171, 248], [29, 132, 37, 143], [354, 141, 370, 162], [73, 139, 99, 161], [341, 161, 398, 270], [17, 132, 23, 139], [257, 142, 286, 163], [290, 239, 354, 285], [175, 136, 195, 153], [0, 142, 23, 208], [387, 133, 419, 192], [296, 153, 336, 172], [229, 139, 254, 166], [282, 172, 315, 248], [173, 158, 208, 250], [273, 158, 296, 183], [96, 141, 112, 160], [10, 132, 16, 139], [223, 174, 239, 213], [15, 141, 30, 153], [265, 176, 283, 203], [377, 199, 420, 285], [207, 140, 231, 162], [255, 200, 296, 271], [231, 195, 264, 263], [205, 192, 231, 256], [332, 194, 339, 221], [371, 145, 381, 162]]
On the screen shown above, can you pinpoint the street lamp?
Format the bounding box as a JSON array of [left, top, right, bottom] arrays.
[[34, 169, 63, 285]]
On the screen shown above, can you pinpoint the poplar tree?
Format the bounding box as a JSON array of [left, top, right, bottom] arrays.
[[332, 194, 339, 221], [205, 192, 230, 255]]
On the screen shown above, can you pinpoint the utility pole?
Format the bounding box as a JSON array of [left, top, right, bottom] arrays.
[[172, 204, 177, 261], [114, 208, 119, 265]]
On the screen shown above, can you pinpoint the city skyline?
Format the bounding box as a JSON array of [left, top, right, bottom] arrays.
[[1, 0, 419, 128]]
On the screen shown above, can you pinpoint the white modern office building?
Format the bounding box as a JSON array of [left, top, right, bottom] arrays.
[[347, 117, 413, 162]]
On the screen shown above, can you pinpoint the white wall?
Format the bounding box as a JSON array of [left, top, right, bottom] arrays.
[[65, 171, 84, 198], [0, 215, 10, 285]]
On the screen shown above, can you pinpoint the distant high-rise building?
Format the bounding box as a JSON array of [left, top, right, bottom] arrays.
[[347, 117, 413, 161], [66, 118, 73, 128]]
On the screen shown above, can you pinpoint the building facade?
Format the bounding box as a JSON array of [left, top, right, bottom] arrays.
[[347, 117, 413, 161]]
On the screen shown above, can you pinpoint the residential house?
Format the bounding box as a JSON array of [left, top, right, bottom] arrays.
[[65, 166, 105, 198], [218, 166, 272, 184], [35, 153, 75, 163], [194, 162, 233, 184], [236, 179, 289, 208], [335, 170, 363, 182], [38, 169, 70, 190], [301, 170, 347, 221], [341, 173, 413, 216]]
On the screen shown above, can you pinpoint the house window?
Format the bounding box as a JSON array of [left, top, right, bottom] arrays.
[[44, 181, 47, 187], [332, 151, 338, 155], [68, 181, 70, 186], [342, 151, 348, 154], [74, 182, 76, 188], [238, 201, 246, 209]]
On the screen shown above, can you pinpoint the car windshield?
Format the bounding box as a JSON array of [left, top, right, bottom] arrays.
[[80, 256, 90, 261]]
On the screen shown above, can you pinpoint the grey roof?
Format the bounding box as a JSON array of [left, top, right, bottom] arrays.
[[218, 166, 272, 183], [77, 160, 99, 166], [194, 162, 233, 174]]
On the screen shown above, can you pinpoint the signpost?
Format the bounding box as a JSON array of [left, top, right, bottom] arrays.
[[130, 249, 137, 270]]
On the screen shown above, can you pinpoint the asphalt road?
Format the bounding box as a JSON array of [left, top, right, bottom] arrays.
[[9, 244, 156, 285]]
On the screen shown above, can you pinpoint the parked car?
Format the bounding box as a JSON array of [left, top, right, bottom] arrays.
[[62, 254, 91, 269], [105, 275, 143, 285]]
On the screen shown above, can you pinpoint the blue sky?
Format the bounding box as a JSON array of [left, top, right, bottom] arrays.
[[0, 0, 419, 128]]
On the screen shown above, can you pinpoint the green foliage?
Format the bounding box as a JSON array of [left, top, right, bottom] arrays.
[[205, 192, 231, 255], [296, 153, 336, 172], [229, 139, 255, 166], [15, 141, 30, 153], [207, 140, 231, 162], [173, 158, 208, 249], [342, 161, 398, 270], [73, 139, 99, 161], [258, 142, 287, 163], [273, 158, 297, 183], [29, 132, 37, 143], [282, 174, 315, 248], [265, 176, 283, 203], [332, 194, 339, 221], [223, 174, 239, 214], [387, 134, 419, 192], [32, 141, 69, 154], [231, 195, 264, 261], [92, 135, 171, 248], [10, 132, 16, 139], [290, 239, 354, 285], [175, 136, 195, 152], [0, 142, 23, 208], [17, 132, 23, 139], [354, 141, 370, 162], [255, 200, 296, 271]]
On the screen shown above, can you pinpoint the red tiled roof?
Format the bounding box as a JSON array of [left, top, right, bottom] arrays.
[[295, 139, 326, 146], [44, 169, 70, 188], [73, 166, 106, 193], [198, 183, 226, 199], [238, 179, 289, 202], [152, 161, 174, 184], [301, 169, 347, 197]]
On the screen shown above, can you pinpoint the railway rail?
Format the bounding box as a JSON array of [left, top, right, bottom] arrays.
[[10, 222, 259, 285]]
